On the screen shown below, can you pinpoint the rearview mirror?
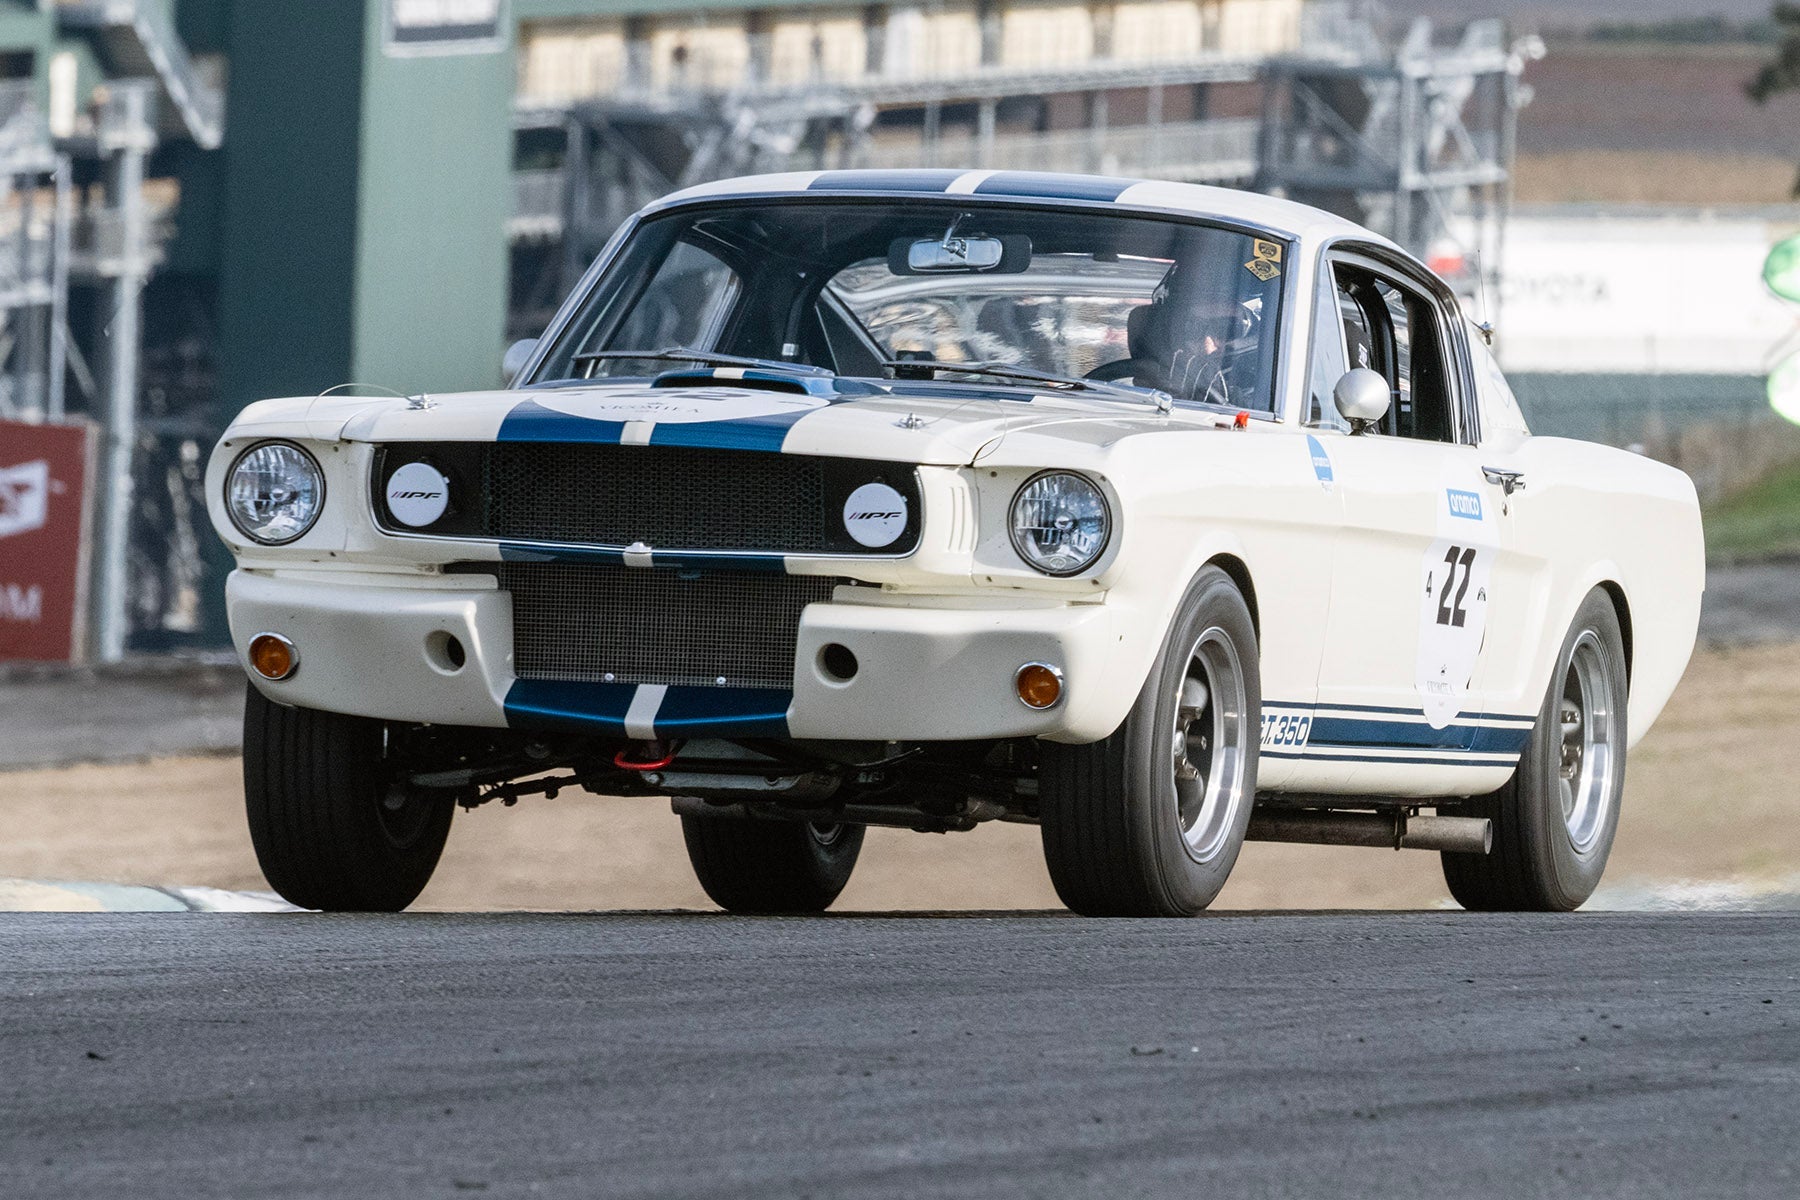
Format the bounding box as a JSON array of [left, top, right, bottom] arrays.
[[1334, 368, 1391, 431], [888, 233, 1030, 275], [503, 337, 537, 382], [908, 235, 1004, 272]]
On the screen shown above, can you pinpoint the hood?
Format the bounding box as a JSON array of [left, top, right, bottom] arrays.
[[295, 375, 1203, 466]]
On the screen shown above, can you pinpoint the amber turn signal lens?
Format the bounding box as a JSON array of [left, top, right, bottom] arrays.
[[248, 634, 298, 681], [1015, 662, 1064, 710]]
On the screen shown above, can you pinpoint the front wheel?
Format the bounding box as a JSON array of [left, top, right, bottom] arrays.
[[1038, 566, 1261, 916], [243, 684, 454, 912], [1442, 588, 1629, 912], [680, 817, 865, 913]]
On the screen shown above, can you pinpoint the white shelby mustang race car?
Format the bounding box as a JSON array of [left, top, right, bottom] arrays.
[[208, 169, 1703, 916]]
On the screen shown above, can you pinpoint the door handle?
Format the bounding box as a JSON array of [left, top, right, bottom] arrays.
[[1482, 466, 1526, 496]]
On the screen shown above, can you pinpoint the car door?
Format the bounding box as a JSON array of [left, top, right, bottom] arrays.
[[1307, 250, 1530, 765]]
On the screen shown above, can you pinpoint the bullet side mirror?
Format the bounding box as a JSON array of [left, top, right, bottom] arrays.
[[503, 338, 537, 383], [1333, 368, 1392, 434]]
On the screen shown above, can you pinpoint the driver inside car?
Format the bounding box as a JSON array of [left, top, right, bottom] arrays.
[[1090, 256, 1267, 406]]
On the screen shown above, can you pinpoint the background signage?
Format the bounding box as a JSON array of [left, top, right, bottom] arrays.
[[0, 419, 93, 662], [385, 0, 506, 56]]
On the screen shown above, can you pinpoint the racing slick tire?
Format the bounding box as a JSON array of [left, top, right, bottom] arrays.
[[1038, 566, 1261, 917], [680, 817, 865, 914], [1442, 588, 1629, 912], [243, 684, 454, 912]]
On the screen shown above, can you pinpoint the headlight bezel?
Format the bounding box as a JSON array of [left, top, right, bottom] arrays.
[[1007, 470, 1113, 577], [225, 440, 326, 546]]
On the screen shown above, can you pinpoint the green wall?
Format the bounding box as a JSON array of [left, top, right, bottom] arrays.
[[216, 4, 366, 409], [215, 0, 513, 413], [351, 1, 514, 395]]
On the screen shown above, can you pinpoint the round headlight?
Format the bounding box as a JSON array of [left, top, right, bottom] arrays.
[[226, 441, 324, 545], [1009, 471, 1111, 576]]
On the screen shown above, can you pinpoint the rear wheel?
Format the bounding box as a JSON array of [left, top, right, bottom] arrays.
[[243, 684, 454, 912], [680, 817, 864, 913], [1038, 567, 1260, 917], [1442, 588, 1628, 912]]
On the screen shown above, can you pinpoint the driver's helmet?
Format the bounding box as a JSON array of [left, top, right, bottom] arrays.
[[1127, 247, 1267, 400]]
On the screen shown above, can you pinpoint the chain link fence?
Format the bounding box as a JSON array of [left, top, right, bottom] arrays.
[[1510, 373, 1799, 505]]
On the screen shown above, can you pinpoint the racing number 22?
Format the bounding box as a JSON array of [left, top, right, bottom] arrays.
[[1436, 546, 1477, 628]]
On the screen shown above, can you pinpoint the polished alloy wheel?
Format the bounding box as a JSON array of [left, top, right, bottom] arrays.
[[1558, 629, 1618, 854], [1171, 625, 1251, 864]]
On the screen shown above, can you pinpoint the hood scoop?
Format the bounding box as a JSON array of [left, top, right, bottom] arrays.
[[652, 367, 816, 396]]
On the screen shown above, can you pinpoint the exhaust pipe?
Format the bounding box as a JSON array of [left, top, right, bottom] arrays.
[[1247, 810, 1492, 855], [671, 795, 1007, 833]]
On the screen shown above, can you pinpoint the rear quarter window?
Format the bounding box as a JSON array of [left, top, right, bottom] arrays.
[[1473, 335, 1530, 440]]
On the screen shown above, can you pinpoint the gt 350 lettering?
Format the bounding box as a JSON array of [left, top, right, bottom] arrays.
[[1260, 714, 1311, 748]]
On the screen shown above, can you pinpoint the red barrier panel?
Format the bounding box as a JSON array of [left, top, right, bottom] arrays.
[[0, 419, 95, 662]]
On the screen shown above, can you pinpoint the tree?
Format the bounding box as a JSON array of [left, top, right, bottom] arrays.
[[1748, 3, 1800, 102], [1748, 4, 1800, 192]]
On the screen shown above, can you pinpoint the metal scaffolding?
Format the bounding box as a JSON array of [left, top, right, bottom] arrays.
[[509, 2, 1389, 333], [1256, 16, 1541, 300], [0, 80, 65, 426], [0, 0, 226, 662]]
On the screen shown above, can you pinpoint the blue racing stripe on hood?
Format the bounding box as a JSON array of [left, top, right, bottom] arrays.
[[645, 406, 812, 452], [496, 398, 627, 444], [808, 170, 964, 192], [972, 172, 1137, 202]]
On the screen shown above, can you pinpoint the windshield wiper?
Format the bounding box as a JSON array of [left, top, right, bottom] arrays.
[[574, 346, 833, 377], [880, 359, 1172, 411]]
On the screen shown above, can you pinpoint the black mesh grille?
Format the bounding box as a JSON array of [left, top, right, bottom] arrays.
[[500, 563, 836, 688], [487, 443, 827, 551], [374, 443, 922, 555]]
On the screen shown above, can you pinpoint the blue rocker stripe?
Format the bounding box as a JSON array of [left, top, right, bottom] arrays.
[[503, 680, 792, 738], [1261, 750, 1518, 769], [1303, 700, 1537, 726], [1308, 715, 1532, 755]]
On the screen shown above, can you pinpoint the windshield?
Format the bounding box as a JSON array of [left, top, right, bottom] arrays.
[[529, 199, 1289, 411]]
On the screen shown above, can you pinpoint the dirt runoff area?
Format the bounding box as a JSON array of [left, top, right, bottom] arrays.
[[3, 641, 1798, 912]]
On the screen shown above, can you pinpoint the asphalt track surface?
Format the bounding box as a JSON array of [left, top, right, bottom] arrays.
[[3, 914, 1797, 1198]]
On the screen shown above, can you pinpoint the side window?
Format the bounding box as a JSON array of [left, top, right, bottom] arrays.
[[1329, 262, 1457, 444], [1306, 263, 1350, 431]]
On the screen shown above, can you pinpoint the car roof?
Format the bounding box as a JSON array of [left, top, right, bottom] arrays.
[[649, 168, 1391, 251]]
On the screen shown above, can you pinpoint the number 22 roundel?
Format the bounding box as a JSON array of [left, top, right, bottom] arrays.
[[1416, 477, 1499, 729]]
